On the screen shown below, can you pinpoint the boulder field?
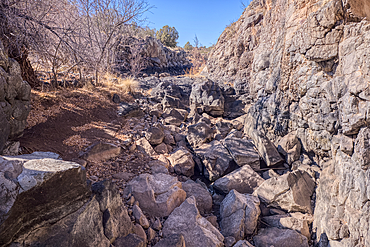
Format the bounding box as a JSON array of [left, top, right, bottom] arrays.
[[2, 0, 370, 246]]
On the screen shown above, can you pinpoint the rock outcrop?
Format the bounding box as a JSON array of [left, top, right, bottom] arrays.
[[0, 40, 31, 153], [115, 36, 191, 75], [203, 0, 370, 245]]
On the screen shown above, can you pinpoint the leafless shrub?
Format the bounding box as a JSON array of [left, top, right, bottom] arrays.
[[0, 0, 151, 87]]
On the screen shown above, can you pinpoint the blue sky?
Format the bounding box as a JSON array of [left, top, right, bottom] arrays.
[[145, 0, 251, 47]]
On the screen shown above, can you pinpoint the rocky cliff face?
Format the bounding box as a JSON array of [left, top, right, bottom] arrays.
[[204, 0, 370, 246], [0, 40, 31, 153], [115, 36, 191, 75]]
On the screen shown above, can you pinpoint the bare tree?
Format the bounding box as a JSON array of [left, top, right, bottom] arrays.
[[0, 0, 151, 86]]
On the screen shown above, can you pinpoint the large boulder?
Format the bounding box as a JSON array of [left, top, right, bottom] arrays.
[[262, 213, 313, 239], [163, 196, 224, 247], [277, 132, 302, 165], [253, 227, 309, 247], [254, 170, 315, 214], [221, 136, 260, 171], [186, 121, 215, 148], [182, 180, 212, 215], [220, 190, 260, 241], [145, 125, 165, 145], [189, 79, 225, 117], [168, 147, 195, 177], [0, 40, 31, 153], [213, 165, 264, 194], [195, 140, 235, 181], [0, 153, 132, 246], [0, 152, 91, 246], [244, 115, 284, 167], [124, 173, 186, 217]]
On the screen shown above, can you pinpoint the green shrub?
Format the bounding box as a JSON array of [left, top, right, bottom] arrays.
[[156, 25, 179, 48]]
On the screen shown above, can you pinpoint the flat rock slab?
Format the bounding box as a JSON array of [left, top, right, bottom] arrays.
[[163, 196, 224, 247], [253, 227, 309, 247], [222, 136, 260, 171], [124, 173, 186, 217], [213, 165, 264, 194], [80, 142, 121, 162], [0, 152, 91, 246], [195, 140, 235, 181], [254, 170, 315, 214], [220, 190, 260, 241]]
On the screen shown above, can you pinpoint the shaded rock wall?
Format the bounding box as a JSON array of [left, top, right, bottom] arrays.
[[0, 40, 31, 153], [204, 0, 370, 246]]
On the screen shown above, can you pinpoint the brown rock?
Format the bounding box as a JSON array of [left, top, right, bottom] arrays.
[[80, 142, 121, 162], [168, 147, 195, 177]]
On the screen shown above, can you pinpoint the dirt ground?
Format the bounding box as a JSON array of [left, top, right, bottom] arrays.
[[18, 86, 153, 193]]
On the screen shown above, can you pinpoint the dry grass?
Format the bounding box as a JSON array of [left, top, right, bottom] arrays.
[[184, 64, 206, 78], [101, 72, 139, 94]]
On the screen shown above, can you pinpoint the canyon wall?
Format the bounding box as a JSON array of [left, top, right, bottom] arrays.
[[204, 0, 370, 246]]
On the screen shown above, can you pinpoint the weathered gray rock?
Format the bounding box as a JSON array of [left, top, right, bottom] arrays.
[[339, 93, 369, 136], [277, 132, 302, 165], [202, 0, 370, 246], [220, 190, 260, 241], [153, 234, 185, 247], [262, 212, 313, 239], [132, 205, 150, 229], [124, 173, 186, 217], [91, 180, 133, 241], [253, 227, 309, 247], [187, 121, 215, 148], [114, 234, 146, 247], [244, 114, 284, 167], [195, 140, 235, 181], [222, 136, 260, 170], [162, 95, 186, 110], [0, 153, 91, 246], [162, 108, 188, 126], [154, 142, 168, 154], [213, 165, 264, 194], [254, 170, 315, 214], [339, 134, 354, 156], [116, 36, 191, 74], [163, 196, 224, 247], [233, 240, 254, 247], [136, 137, 157, 157], [146, 126, 165, 145], [0, 41, 31, 153], [80, 142, 121, 162], [214, 120, 233, 140], [182, 179, 212, 215], [353, 127, 370, 169], [168, 147, 195, 177], [1, 162, 131, 247], [189, 79, 225, 117]]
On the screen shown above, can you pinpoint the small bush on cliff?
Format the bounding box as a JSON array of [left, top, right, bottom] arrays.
[[156, 25, 179, 48]]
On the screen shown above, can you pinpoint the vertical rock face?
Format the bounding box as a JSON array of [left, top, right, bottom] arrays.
[[0, 40, 31, 152], [204, 0, 370, 245]]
